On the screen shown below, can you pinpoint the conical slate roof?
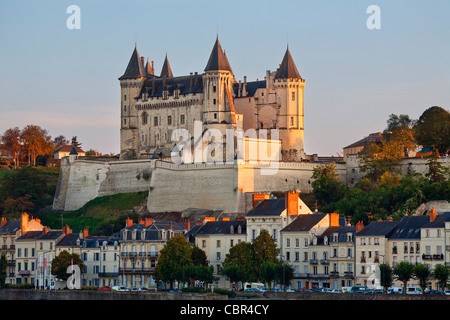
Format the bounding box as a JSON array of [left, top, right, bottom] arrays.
[[145, 59, 154, 77], [204, 37, 232, 72], [119, 46, 144, 80], [275, 47, 302, 79], [160, 54, 173, 78]]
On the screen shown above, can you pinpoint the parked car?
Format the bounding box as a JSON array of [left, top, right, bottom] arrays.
[[258, 287, 269, 293], [130, 288, 139, 292], [364, 290, 374, 294], [297, 288, 311, 293], [406, 287, 422, 295], [98, 286, 111, 291], [387, 287, 403, 294], [373, 289, 384, 294], [138, 287, 150, 292], [425, 290, 442, 295], [169, 289, 182, 293], [244, 288, 260, 292], [321, 288, 333, 293], [350, 286, 369, 293], [112, 286, 129, 292], [331, 289, 342, 293], [444, 290, 450, 296]]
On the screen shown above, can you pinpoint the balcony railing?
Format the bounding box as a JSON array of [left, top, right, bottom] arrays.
[[320, 259, 329, 265], [98, 272, 119, 278], [344, 272, 354, 278], [309, 259, 318, 265], [330, 271, 340, 277], [422, 254, 444, 260], [7, 260, 15, 266], [120, 268, 154, 274]]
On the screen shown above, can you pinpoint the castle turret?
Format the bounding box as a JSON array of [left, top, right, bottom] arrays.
[[274, 47, 306, 161], [160, 54, 173, 78], [202, 37, 237, 135], [119, 45, 147, 159]]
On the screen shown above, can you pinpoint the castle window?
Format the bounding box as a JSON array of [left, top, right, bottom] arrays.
[[124, 95, 127, 101], [180, 115, 185, 125], [168, 115, 172, 126], [141, 112, 148, 125], [290, 117, 294, 126], [213, 99, 216, 105], [292, 92, 295, 101], [213, 86, 216, 92], [214, 113, 217, 120], [124, 106, 127, 112], [154, 117, 158, 126], [124, 119, 127, 125]]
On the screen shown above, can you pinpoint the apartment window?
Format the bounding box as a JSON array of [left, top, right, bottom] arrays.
[[304, 252, 308, 262], [295, 252, 299, 261], [230, 239, 234, 247], [24, 248, 28, 257], [217, 240, 221, 248], [252, 230, 256, 241], [50, 242, 53, 250], [202, 240, 206, 248], [286, 252, 290, 261], [333, 248, 338, 257], [295, 238, 300, 248], [304, 238, 309, 247], [17, 249, 21, 258], [216, 252, 221, 261], [286, 238, 291, 248]]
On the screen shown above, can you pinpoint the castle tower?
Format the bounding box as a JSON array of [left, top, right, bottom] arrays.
[[119, 45, 147, 159], [274, 47, 306, 161], [160, 54, 173, 78], [202, 37, 237, 135]]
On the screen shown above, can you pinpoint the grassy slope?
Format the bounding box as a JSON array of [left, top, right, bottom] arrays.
[[38, 191, 149, 234]]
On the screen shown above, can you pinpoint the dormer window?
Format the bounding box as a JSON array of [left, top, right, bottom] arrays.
[[230, 225, 234, 234], [237, 225, 242, 234], [163, 90, 168, 100], [174, 90, 180, 99]]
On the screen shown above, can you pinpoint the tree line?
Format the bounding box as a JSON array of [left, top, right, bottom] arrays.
[[311, 106, 449, 224], [0, 124, 84, 167]]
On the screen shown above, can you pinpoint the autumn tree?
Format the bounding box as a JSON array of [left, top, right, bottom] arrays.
[[21, 125, 54, 166], [1, 127, 22, 167], [51, 250, 84, 282]]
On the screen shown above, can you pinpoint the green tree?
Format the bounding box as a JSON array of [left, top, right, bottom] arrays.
[[433, 264, 449, 295], [153, 234, 193, 289], [191, 245, 208, 266], [414, 263, 431, 292], [222, 264, 248, 291], [0, 167, 49, 214], [276, 261, 295, 291], [222, 242, 256, 282], [414, 106, 450, 155], [393, 261, 415, 294], [51, 250, 84, 282], [425, 148, 447, 182], [311, 162, 347, 211], [0, 253, 7, 289], [252, 229, 280, 267], [378, 263, 393, 293], [259, 262, 278, 290]]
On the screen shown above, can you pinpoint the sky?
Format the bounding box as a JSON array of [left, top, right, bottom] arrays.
[[0, 0, 449, 156]]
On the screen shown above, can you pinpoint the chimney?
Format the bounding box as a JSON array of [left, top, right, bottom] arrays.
[[170, 221, 173, 229], [183, 218, 190, 231], [285, 191, 299, 216], [329, 213, 340, 227], [1, 217, 7, 227], [145, 218, 153, 227], [387, 217, 393, 222], [355, 221, 364, 232], [235, 214, 246, 222], [82, 228, 89, 238], [43, 226, 50, 235], [194, 72, 198, 87], [20, 212, 29, 235], [252, 192, 270, 208], [139, 219, 145, 225], [430, 208, 437, 222], [196, 219, 203, 226], [62, 225, 72, 236], [126, 217, 134, 228], [190, 72, 193, 90]]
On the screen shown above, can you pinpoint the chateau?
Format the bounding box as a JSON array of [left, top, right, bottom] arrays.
[[119, 37, 306, 162], [52, 38, 449, 215]]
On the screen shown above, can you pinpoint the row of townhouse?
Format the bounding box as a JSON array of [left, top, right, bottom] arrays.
[[187, 192, 450, 291], [355, 208, 450, 290], [0, 213, 188, 289]]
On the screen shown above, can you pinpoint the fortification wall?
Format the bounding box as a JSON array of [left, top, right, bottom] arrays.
[[53, 158, 154, 211]]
